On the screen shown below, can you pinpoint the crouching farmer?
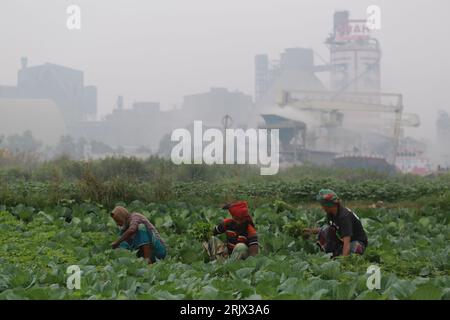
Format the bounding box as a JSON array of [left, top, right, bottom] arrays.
[[303, 189, 368, 257], [205, 201, 259, 261], [110, 206, 167, 264]]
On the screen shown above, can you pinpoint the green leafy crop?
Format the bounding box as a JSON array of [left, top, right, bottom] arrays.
[[191, 222, 213, 242], [0, 198, 448, 300]]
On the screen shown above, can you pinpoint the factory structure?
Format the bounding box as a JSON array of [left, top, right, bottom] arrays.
[[437, 110, 450, 168], [0, 10, 438, 173], [0, 57, 97, 122], [255, 10, 427, 173], [0, 57, 254, 155], [0, 57, 96, 146], [76, 87, 253, 154]]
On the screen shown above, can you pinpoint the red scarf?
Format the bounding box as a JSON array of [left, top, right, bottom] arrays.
[[227, 201, 254, 225]]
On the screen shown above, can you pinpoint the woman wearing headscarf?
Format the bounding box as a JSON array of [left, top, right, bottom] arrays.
[[303, 189, 368, 257], [205, 201, 259, 261], [110, 206, 167, 264]]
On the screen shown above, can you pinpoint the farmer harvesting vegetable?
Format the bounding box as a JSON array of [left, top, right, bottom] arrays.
[[110, 206, 167, 264], [205, 201, 259, 261], [303, 189, 368, 257]]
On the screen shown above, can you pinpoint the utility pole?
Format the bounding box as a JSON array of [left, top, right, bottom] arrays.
[[222, 114, 233, 162]]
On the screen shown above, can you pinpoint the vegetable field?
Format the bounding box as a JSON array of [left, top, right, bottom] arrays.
[[0, 199, 448, 300]]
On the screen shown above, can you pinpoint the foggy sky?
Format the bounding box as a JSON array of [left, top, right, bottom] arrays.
[[1, 0, 449, 141]]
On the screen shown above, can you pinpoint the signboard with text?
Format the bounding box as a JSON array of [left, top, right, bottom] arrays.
[[335, 20, 372, 42]]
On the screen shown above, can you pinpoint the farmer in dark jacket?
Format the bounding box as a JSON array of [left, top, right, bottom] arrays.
[[303, 189, 368, 257]]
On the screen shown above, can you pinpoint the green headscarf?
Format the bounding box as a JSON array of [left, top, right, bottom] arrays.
[[316, 189, 340, 207]]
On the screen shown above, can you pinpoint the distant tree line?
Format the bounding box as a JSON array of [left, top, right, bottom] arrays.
[[0, 131, 129, 163]]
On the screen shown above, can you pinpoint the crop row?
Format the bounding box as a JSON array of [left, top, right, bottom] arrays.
[[0, 200, 448, 299], [1, 178, 450, 209]]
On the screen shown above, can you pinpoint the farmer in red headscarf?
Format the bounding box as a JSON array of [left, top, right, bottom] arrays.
[[205, 201, 259, 261]]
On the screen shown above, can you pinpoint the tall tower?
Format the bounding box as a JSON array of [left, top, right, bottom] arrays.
[[437, 110, 450, 165], [327, 11, 381, 101], [255, 54, 269, 103], [117, 95, 124, 110], [20, 57, 28, 69]]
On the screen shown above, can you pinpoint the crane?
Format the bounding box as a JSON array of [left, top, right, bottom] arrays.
[[267, 89, 419, 164]]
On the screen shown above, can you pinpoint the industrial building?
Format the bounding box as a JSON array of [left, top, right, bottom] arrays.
[[182, 87, 253, 128], [76, 86, 254, 154], [437, 110, 450, 166], [327, 11, 381, 96], [85, 100, 180, 152], [255, 48, 325, 105], [0, 10, 429, 170], [0, 58, 97, 143], [395, 137, 432, 176], [256, 10, 422, 172]]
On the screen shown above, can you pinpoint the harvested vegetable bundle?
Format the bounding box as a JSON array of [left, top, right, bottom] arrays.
[[283, 220, 307, 238], [191, 221, 213, 242]]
